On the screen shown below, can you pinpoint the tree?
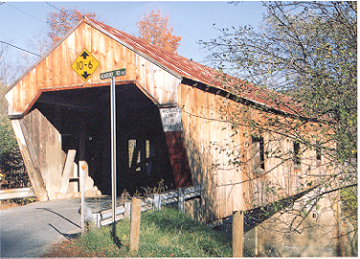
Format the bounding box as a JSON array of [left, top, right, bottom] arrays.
[[202, 2, 356, 167], [0, 45, 27, 188], [137, 9, 181, 53], [201, 1, 357, 255], [47, 7, 98, 44]]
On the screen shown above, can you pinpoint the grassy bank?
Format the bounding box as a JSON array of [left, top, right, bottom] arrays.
[[45, 207, 241, 257]]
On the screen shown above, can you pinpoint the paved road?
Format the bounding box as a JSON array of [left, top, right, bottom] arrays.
[[0, 199, 82, 257]]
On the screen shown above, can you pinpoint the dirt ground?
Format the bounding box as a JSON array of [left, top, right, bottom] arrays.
[[0, 199, 36, 210], [0, 201, 21, 210]]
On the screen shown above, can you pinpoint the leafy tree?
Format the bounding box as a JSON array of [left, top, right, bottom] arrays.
[[0, 46, 18, 157], [201, 1, 357, 255], [202, 1, 356, 168], [47, 7, 98, 44], [0, 46, 27, 188], [137, 9, 181, 53], [0, 87, 17, 162]]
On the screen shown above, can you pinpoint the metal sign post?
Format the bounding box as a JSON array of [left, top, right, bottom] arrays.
[[100, 68, 126, 241], [110, 75, 117, 238]]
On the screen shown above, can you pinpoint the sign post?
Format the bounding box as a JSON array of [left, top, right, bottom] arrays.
[[100, 68, 126, 240]]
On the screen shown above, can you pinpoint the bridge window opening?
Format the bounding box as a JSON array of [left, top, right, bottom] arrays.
[[128, 139, 151, 172], [293, 142, 301, 168], [252, 136, 265, 174], [316, 141, 322, 167]]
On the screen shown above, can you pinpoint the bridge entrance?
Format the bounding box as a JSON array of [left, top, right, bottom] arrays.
[[31, 83, 176, 196]]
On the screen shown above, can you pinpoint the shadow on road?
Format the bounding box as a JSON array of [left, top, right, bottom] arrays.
[[48, 223, 80, 240], [36, 208, 81, 229]]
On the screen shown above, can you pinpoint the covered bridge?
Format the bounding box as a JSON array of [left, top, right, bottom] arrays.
[[5, 17, 334, 224]]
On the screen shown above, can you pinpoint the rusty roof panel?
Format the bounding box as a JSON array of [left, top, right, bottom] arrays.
[[87, 18, 302, 117]]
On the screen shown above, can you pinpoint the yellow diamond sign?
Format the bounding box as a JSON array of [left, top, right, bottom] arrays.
[[71, 49, 100, 81]]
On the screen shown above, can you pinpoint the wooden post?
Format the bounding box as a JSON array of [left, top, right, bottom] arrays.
[[129, 197, 142, 251], [254, 225, 259, 256], [232, 210, 244, 257]]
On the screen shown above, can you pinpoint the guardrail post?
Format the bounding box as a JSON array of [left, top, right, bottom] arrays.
[[124, 201, 131, 218], [178, 188, 185, 213], [154, 193, 161, 211], [93, 213, 101, 228]]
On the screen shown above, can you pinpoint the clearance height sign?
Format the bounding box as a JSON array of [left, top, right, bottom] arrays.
[[71, 49, 100, 81]]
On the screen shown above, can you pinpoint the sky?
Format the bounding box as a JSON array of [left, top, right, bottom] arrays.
[[0, 1, 266, 84]]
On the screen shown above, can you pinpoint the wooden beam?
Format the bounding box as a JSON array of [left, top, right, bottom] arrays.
[[60, 149, 77, 194], [11, 119, 48, 201]]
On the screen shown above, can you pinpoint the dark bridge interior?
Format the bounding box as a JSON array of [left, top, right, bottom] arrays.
[[31, 84, 176, 195]]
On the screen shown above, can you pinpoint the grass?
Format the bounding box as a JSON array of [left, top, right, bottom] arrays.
[[45, 206, 236, 257]]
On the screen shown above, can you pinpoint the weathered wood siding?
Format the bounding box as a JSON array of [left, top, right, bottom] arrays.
[[179, 84, 249, 222], [6, 22, 180, 116], [178, 83, 334, 222]]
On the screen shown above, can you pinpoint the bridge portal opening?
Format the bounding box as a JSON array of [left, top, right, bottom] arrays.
[[31, 84, 176, 196]]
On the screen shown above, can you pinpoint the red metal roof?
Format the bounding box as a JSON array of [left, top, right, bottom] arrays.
[[88, 18, 302, 117]]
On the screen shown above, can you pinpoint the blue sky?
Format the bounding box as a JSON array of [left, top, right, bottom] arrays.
[[0, 1, 266, 84]]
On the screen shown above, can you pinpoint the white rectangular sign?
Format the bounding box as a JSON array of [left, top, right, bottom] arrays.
[[160, 107, 183, 132]]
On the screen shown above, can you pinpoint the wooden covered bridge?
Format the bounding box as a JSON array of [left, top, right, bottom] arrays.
[[5, 17, 335, 229]]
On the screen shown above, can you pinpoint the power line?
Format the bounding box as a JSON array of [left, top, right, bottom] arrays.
[[0, 41, 41, 57], [4, 2, 47, 24], [45, 1, 61, 12]]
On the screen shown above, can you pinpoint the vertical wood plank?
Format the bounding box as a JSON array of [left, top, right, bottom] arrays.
[[11, 119, 48, 201]]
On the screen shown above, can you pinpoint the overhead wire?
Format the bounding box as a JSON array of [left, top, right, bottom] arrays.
[[4, 2, 47, 24], [45, 1, 61, 12], [0, 41, 41, 57], [0, 2, 52, 57]]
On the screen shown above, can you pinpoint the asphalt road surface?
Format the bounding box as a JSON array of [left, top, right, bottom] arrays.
[[0, 199, 82, 257]]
